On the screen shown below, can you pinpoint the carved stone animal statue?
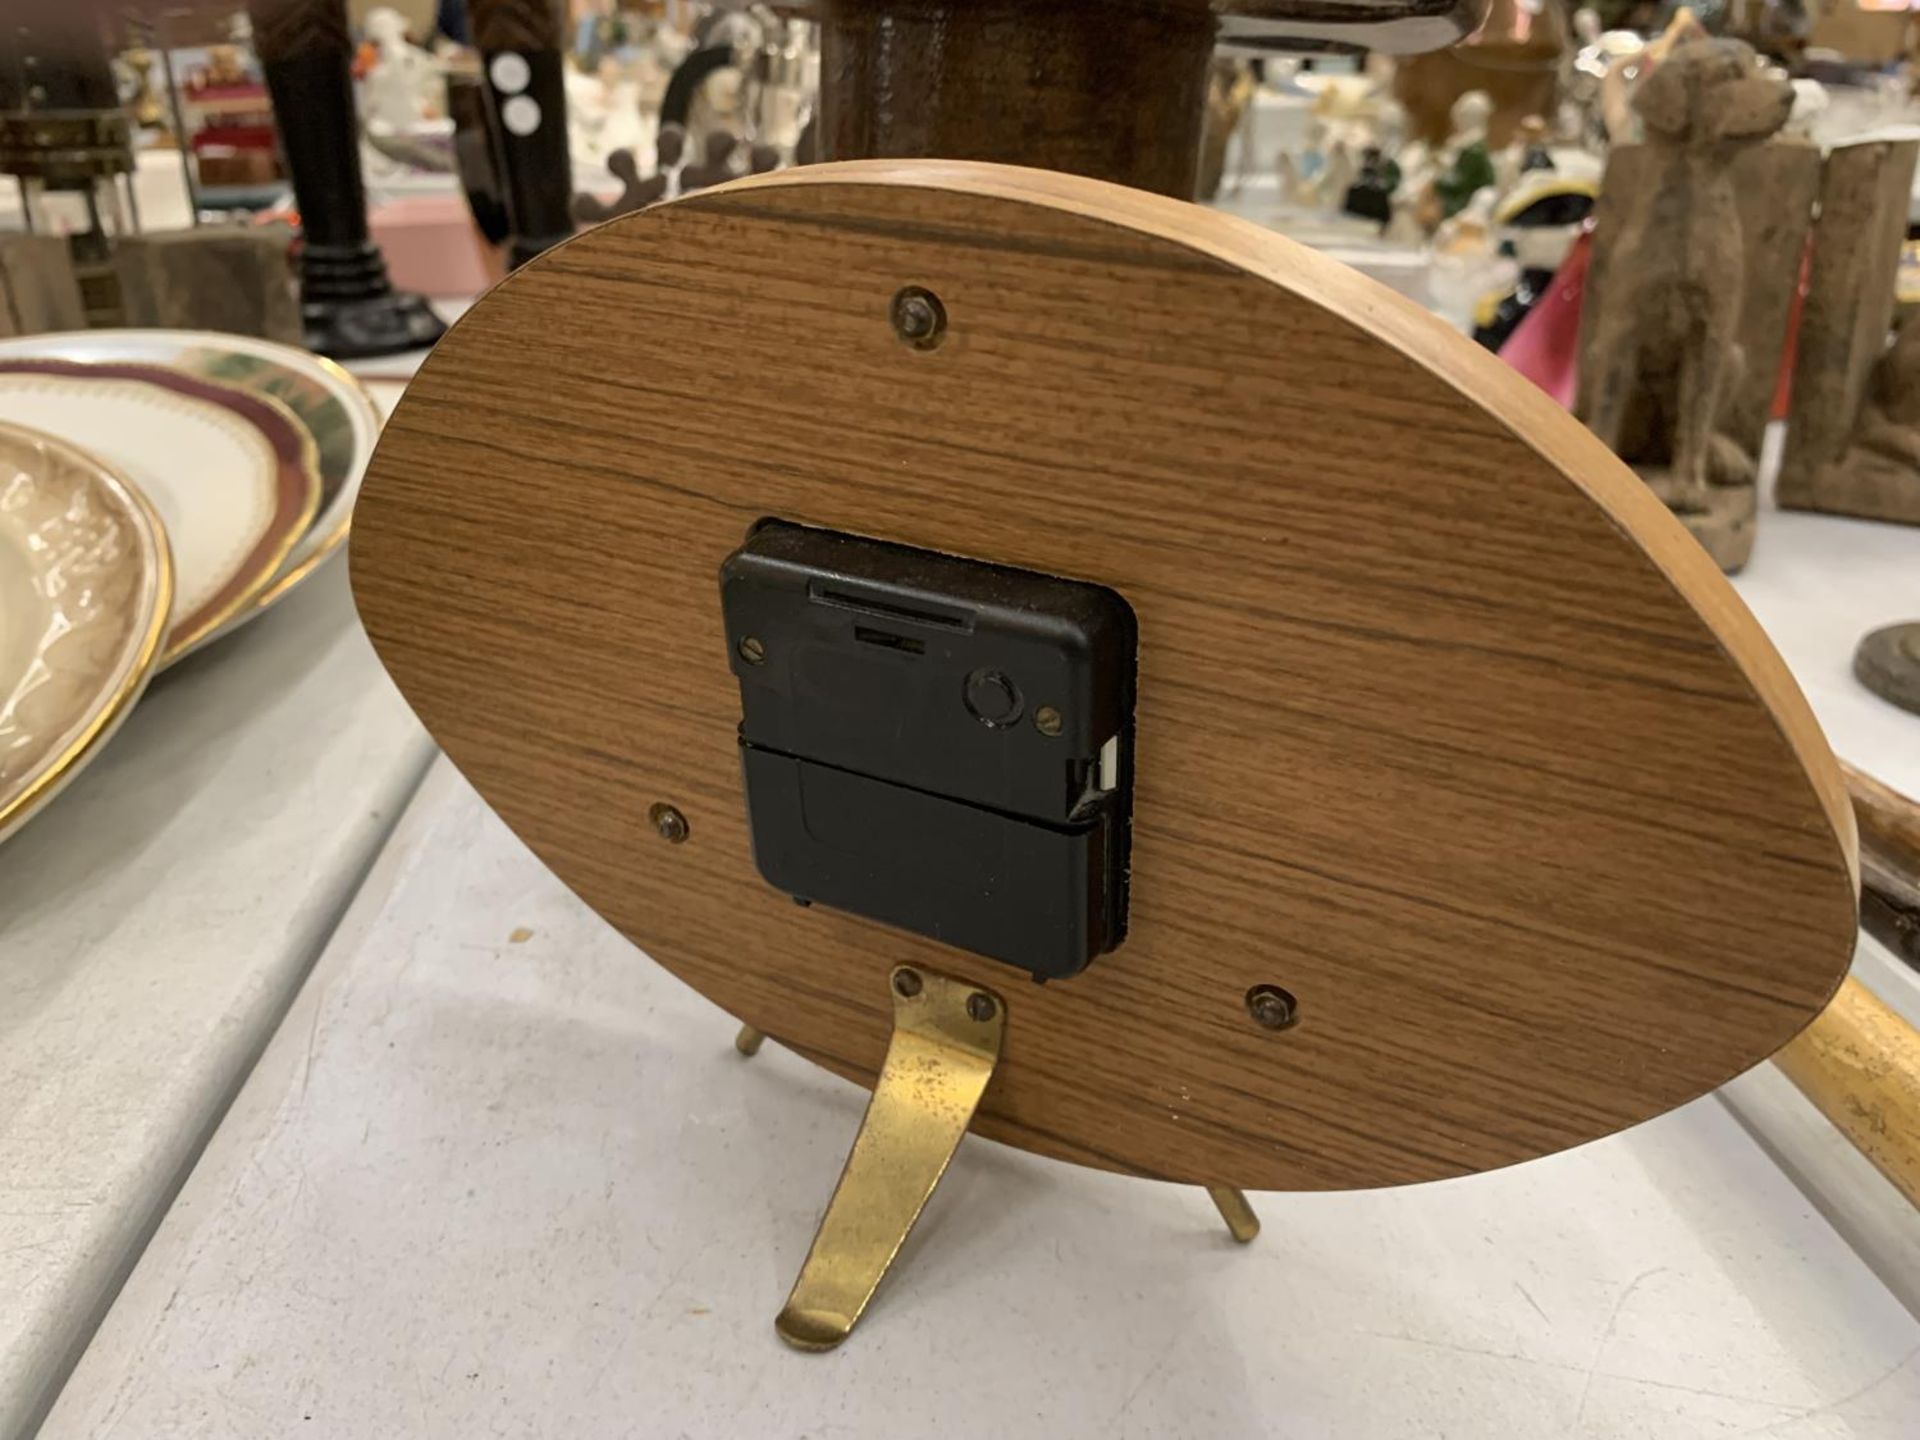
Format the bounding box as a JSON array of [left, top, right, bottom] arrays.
[[1850, 313, 1920, 467], [1579, 39, 1794, 512]]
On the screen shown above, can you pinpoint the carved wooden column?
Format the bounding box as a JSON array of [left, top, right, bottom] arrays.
[[248, 0, 445, 357]]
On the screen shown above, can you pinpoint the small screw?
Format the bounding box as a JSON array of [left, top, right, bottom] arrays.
[[966, 993, 997, 1023], [890, 286, 947, 350], [649, 803, 689, 843], [1033, 706, 1063, 737], [893, 968, 923, 998], [1245, 984, 1297, 1030], [737, 636, 766, 665]]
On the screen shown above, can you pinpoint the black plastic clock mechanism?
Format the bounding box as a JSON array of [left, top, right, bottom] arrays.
[[719, 521, 1136, 981]]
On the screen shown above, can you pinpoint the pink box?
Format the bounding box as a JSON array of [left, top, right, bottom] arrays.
[[368, 193, 497, 300]]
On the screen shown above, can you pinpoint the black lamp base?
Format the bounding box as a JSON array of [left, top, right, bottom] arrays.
[[306, 290, 447, 360], [300, 240, 447, 359]]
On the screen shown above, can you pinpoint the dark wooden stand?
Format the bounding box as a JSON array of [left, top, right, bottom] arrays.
[[812, 0, 1486, 196], [818, 0, 1214, 197], [468, 0, 576, 267], [248, 0, 445, 358]]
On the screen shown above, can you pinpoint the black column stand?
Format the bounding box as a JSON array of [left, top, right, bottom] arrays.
[[468, 0, 575, 268], [249, 0, 446, 358]]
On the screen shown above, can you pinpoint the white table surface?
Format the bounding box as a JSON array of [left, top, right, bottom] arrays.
[[1715, 488, 1920, 1342], [34, 759, 1920, 1440], [0, 562, 433, 1439], [36, 495, 1920, 1436], [1736, 453, 1920, 800]]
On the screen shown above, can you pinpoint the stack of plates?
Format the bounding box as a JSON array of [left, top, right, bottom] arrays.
[[0, 330, 383, 842]]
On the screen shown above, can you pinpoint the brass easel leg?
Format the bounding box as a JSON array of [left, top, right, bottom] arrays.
[[735, 1024, 766, 1057], [774, 965, 1006, 1351], [1206, 1185, 1260, 1244]]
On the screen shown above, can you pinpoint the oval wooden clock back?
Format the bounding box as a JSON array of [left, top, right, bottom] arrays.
[[351, 162, 1858, 1191]]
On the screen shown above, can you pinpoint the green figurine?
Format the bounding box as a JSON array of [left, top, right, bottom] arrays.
[[1434, 91, 1497, 220]]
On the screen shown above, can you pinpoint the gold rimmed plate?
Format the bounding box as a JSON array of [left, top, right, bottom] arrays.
[[0, 360, 321, 660], [0, 330, 382, 615], [0, 422, 172, 843]]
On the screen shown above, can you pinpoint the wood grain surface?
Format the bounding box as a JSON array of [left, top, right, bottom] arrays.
[[351, 161, 1858, 1190]]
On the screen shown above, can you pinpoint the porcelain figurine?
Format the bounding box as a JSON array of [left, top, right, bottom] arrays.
[[1428, 188, 1518, 334], [115, 45, 166, 130], [1472, 173, 1597, 351], [1495, 114, 1555, 197], [1432, 91, 1497, 221], [358, 7, 442, 134], [1342, 146, 1401, 228]]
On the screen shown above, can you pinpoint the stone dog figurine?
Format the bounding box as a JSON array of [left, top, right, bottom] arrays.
[[1579, 40, 1793, 512]]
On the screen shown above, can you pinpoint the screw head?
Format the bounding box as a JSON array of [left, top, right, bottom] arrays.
[[1245, 984, 1297, 1030], [649, 802, 689, 843], [737, 636, 766, 665], [1033, 705, 1064, 738], [893, 967, 923, 998], [890, 286, 947, 350], [964, 668, 1023, 728], [966, 993, 997, 1023]]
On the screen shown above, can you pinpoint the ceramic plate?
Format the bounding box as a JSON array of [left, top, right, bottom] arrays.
[[0, 361, 320, 659], [0, 330, 379, 610], [0, 422, 172, 842]]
